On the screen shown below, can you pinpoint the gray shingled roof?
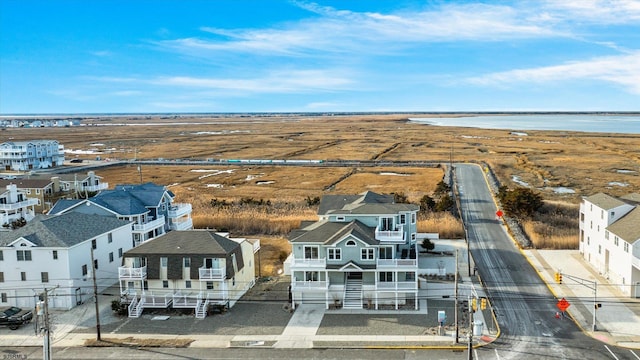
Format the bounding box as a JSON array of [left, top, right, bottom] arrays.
[[124, 230, 239, 256], [318, 191, 418, 216], [91, 191, 149, 215], [607, 207, 640, 243], [289, 220, 377, 245], [0, 179, 52, 189], [0, 213, 131, 247], [584, 193, 627, 210], [48, 199, 84, 214]]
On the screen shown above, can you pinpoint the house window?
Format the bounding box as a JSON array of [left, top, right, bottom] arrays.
[[118, 248, 123, 258], [601, 210, 604, 219], [400, 214, 406, 224], [336, 216, 345, 221], [94, 259, 98, 269], [605, 231, 609, 240], [162, 280, 169, 288], [380, 217, 393, 231], [108, 233, 113, 244], [304, 246, 319, 259], [411, 233, 416, 241], [232, 277, 236, 286], [328, 248, 341, 260], [304, 271, 319, 281], [412, 213, 416, 224], [379, 272, 393, 282], [1, 293, 6, 303], [614, 236, 619, 246], [41, 272, 49, 283], [580, 213, 584, 222], [206, 281, 214, 290], [82, 264, 88, 276], [161, 257, 168, 267], [624, 242, 629, 253], [231, 253, 238, 273], [91, 239, 97, 249], [36, 189, 40, 195], [0, 272, 4, 282], [143, 281, 149, 291], [185, 280, 192, 288], [598, 245, 601, 254], [361, 248, 375, 260], [52, 250, 58, 260], [379, 246, 393, 259], [17, 250, 32, 261], [183, 257, 191, 268], [345, 240, 357, 247], [611, 211, 615, 217], [109, 252, 114, 263], [21, 272, 26, 281], [0, 250, 3, 260]]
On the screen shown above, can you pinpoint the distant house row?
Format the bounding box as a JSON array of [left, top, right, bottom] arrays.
[[0, 119, 81, 128], [580, 192, 640, 297], [0, 140, 65, 171]]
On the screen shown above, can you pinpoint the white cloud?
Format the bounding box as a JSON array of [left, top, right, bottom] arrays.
[[467, 51, 640, 94], [541, 0, 640, 24]]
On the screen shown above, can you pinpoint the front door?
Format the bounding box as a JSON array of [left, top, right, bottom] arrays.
[[346, 272, 362, 280], [205, 258, 220, 269]]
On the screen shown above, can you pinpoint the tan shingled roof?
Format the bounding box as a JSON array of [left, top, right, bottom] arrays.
[[607, 207, 640, 243], [584, 193, 626, 210]]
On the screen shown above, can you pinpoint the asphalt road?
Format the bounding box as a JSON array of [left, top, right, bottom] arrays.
[[455, 163, 634, 360]]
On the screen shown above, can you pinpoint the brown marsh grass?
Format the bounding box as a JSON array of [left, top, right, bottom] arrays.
[[9, 114, 639, 251]]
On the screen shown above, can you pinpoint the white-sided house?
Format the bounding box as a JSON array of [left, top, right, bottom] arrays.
[[579, 192, 640, 297], [53, 171, 109, 196], [1, 184, 38, 230], [118, 230, 256, 318], [0, 140, 65, 171], [49, 182, 192, 246], [288, 191, 420, 310], [0, 212, 133, 309]]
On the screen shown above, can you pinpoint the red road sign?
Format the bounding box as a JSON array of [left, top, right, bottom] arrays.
[[496, 210, 504, 217], [557, 298, 570, 312]]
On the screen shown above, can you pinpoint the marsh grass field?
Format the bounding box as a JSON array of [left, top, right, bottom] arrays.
[[4, 114, 639, 274]]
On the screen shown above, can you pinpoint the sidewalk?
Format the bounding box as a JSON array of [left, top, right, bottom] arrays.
[[524, 249, 640, 348]]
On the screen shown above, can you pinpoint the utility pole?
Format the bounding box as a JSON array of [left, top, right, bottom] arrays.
[[90, 247, 101, 341], [454, 250, 459, 344], [468, 295, 474, 360], [42, 288, 51, 360]]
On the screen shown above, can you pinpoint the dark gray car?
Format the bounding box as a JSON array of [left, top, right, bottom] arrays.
[[0, 306, 33, 330]]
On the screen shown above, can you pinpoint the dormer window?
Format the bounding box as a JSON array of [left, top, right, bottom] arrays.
[[336, 216, 345, 221]]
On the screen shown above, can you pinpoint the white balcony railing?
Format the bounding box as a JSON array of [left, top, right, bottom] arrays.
[[132, 216, 165, 232], [377, 258, 418, 268], [170, 218, 193, 231], [375, 224, 404, 242], [0, 198, 38, 211], [168, 203, 192, 218], [84, 183, 108, 192], [291, 279, 329, 290], [290, 258, 327, 269], [199, 266, 225, 280], [118, 266, 147, 279], [376, 281, 418, 291]]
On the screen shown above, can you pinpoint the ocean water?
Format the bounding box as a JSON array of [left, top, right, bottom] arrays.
[[409, 114, 640, 134]]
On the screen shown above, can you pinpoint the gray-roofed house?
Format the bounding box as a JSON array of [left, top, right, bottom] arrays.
[[118, 230, 256, 318], [49, 182, 193, 246], [0, 212, 133, 309], [580, 192, 640, 296], [288, 191, 420, 310]]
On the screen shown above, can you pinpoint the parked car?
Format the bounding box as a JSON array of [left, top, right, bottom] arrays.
[[0, 306, 33, 330], [70, 159, 84, 163]]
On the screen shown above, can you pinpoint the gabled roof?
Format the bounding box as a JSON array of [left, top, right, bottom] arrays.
[[607, 207, 640, 243], [48, 199, 85, 214], [583, 193, 627, 210], [0, 178, 53, 189], [91, 191, 149, 215], [0, 213, 131, 248], [319, 191, 418, 216], [124, 230, 239, 256], [105, 182, 172, 208], [289, 219, 377, 245]]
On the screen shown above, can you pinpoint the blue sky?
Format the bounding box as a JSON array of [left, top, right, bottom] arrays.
[[1, 0, 640, 114]]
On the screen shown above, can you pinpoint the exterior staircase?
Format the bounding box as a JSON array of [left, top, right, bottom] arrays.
[[342, 278, 363, 309], [195, 298, 209, 319], [128, 295, 145, 318]]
